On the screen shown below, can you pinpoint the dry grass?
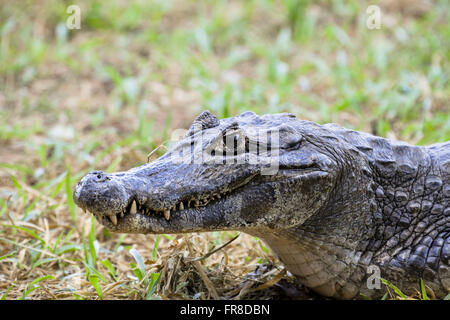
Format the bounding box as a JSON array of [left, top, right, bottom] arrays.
[[0, 190, 306, 299]]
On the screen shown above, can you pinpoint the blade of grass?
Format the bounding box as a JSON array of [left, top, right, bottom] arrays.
[[0, 199, 7, 217], [54, 243, 82, 256], [146, 273, 160, 299], [101, 259, 118, 281], [129, 248, 147, 285], [0, 253, 14, 261], [20, 275, 55, 300], [4, 224, 45, 246], [88, 274, 103, 300], [162, 234, 174, 241], [381, 278, 407, 299], [1, 281, 16, 300], [88, 216, 98, 267], [114, 234, 127, 252], [420, 279, 429, 300], [81, 260, 107, 282], [31, 257, 59, 269], [0, 237, 76, 264], [152, 234, 160, 261], [65, 168, 77, 225], [60, 228, 75, 248]]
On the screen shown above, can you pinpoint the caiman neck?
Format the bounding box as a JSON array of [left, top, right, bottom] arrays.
[[248, 169, 378, 299]]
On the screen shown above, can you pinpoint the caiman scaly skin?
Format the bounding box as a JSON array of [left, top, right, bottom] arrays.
[[74, 111, 450, 299]]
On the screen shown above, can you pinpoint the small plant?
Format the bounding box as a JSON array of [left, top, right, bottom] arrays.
[[129, 248, 160, 299]]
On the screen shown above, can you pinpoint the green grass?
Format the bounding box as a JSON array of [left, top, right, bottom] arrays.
[[0, 0, 448, 299]]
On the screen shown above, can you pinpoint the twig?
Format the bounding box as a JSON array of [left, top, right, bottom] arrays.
[[185, 237, 220, 300], [0, 237, 76, 265], [147, 144, 168, 163], [184, 234, 240, 262]]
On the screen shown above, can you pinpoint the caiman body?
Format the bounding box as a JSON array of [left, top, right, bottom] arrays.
[[74, 111, 450, 299]]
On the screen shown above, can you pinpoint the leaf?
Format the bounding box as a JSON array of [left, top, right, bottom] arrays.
[[20, 275, 55, 300], [1, 281, 16, 300], [420, 279, 428, 300], [146, 273, 161, 299], [162, 234, 174, 241], [114, 234, 127, 252], [10, 175, 22, 191], [65, 168, 77, 224], [0, 253, 13, 261], [381, 278, 406, 299], [88, 275, 103, 300], [72, 293, 85, 300], [129, 262, 143, 281], [31, 257, 58, 269], [88, 216, 98, 267], [54, 244, 81, 256], [5, 225, 45, 245], [28, 275, 55, 288], [152, 235, 160, 261], [129, 248, 146, 284], [81, 260, 107, 283], [101, 259, 117, 281]]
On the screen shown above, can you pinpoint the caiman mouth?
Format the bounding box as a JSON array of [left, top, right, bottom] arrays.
[[82, 170, 261, 231], [95, 184, 240, 227]]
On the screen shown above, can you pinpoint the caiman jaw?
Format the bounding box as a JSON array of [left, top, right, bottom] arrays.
[[93, 186, 236, 227]]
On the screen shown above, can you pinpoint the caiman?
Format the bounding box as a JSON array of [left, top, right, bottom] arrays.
[[73, 111, 450, 299]]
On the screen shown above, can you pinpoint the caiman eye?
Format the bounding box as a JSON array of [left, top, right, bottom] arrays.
[[277, 124, 303, 149], [223, 130, 246, 156], [207, 129, 249, 159], [283, 136, 303, 149]]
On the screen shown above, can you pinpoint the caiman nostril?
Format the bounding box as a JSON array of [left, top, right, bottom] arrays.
[[88, 171, 110, 182]]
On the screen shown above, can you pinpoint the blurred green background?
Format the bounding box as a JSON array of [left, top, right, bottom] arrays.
[[0, 0, 448, 299]]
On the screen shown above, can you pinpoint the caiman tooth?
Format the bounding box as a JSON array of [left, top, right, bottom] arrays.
[[109, 215, 118, 226], [164, 209, 170, 220], [194, 199, 199, 207], [179, 202, 184, 210], [82, 208, 87, 214], [130, 200, 137, 215], [216, 194, 221, 199]]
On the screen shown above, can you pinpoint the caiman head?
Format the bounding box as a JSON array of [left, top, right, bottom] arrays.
[[73, 111, 362, 236]]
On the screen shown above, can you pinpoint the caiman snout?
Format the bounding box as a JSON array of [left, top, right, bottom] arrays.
[[73, 170, 129, 217]]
